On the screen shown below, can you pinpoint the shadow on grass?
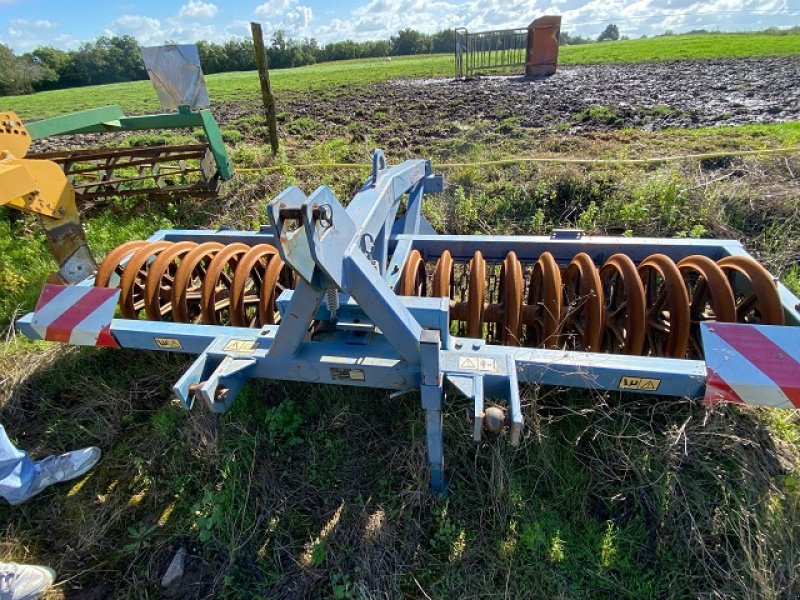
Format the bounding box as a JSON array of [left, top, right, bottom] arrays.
[[0, 344, 797, 598]]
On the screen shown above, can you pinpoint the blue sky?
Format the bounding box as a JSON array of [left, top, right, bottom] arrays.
[[1, 0, 798, 52]]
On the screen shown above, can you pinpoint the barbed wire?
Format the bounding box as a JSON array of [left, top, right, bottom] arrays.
[[233, 146, 800, 174]]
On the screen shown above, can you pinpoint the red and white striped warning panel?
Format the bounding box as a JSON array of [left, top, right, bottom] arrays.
[[701, 322, 800, 409], [31, 284, 120, 348]]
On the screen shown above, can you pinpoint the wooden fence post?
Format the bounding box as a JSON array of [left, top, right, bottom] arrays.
[[250, 22, 280, 156]]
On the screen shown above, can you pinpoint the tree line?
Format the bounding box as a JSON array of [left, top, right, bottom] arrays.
[[0, 28, 458, 95]]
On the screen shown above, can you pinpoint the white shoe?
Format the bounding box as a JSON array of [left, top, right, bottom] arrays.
[[0, 562, 55, 600], [7, 447, 101, 506]]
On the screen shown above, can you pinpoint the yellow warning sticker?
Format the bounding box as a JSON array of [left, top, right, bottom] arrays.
[[155, 337, 182, 350], [619, 376, 661, 392], [223, 339, 257, 353]]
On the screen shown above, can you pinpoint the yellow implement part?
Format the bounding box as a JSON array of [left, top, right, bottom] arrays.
[[1, 110, 75, 219], [0, 112, 32, 158], [0, 157, 75, 219], [0, 161, 37, 202], [1, 114, 96, 283]]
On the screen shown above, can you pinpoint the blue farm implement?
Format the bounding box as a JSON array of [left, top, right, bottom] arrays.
[[17, 150, 800, 493]]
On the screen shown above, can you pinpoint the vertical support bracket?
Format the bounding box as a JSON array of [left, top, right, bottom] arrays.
[[420, 329, 447, 495], [198, 109, 234, 180], [507, 356, 523, 446]]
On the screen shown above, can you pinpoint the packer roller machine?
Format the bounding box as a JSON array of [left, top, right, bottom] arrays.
[[17, 150, 800, 493]]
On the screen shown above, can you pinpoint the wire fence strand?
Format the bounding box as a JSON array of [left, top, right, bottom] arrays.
[[233, 145, 800, 174]]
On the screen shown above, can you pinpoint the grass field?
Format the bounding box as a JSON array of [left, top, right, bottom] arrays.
[[1, 32, 800, 599], [2, 32, 800, 120]]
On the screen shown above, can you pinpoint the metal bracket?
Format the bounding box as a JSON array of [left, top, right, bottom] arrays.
[[173, 349, 256, 412], [371, 149, 387, 186]]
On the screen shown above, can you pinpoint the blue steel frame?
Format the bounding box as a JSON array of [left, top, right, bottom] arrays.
[[16, 150, 800, 494]]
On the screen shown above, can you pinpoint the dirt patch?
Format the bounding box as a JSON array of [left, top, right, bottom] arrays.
[[275, 56, 800, 146]]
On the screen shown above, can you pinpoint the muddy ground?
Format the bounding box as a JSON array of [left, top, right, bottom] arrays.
[[276, 56, 800, 144], [30, 56, 800, 155]]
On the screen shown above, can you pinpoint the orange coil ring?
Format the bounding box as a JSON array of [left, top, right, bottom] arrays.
[[524, 251, 562, 349], [499, 251, 523, 346], [171, 242, 225, 323], [432, 250, 454, 299], [398, 249, 426, 297], [598, 254, 646, 355], [561, 252, 604, 351], [118, 241, 173, 319], [718, 255, 784, 326], [638, 254, 691, 358], [677, 255, 736, 358], [200, 243, 251, 325], [467, 251, 486, 339], [229, 244, 279, 327], [259, 253, 293, 325], [143, 241, 198, 321], [94, 240, 148, 288]]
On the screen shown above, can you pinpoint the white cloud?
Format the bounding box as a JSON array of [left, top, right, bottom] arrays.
[[223, 20, 253, 39], [4, 0, 798, 52], [317, 0, 459, 42], [254, 0, 295, 19], [543, 0, 796, 38], [108, 14, 165, 45], [9, 18, 57, 30], [106, 13, 238, 45], [254, 0, 314, 37], [2, 19, 60, 51], [51, 34, 80, 50], [179, 1, 218, 20]]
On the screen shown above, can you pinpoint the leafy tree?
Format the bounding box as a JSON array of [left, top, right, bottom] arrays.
[[597, 24, 620, 42], [320, 39, 363, 61], [0, 44, 52, 95], [25, 46, 69, 90], [0, 44, 20, 94], [221, 39, 255, 71], [559, 31, 592, 45], [430, 29, 455, 53], [197, 40, 228, 74], [391, 28, 430, 55], [104, 35, 147, 82]]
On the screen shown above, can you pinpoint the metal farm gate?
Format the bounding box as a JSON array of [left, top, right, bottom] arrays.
[[455, 27, 528, 79], [455, 16, 562, 79]]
